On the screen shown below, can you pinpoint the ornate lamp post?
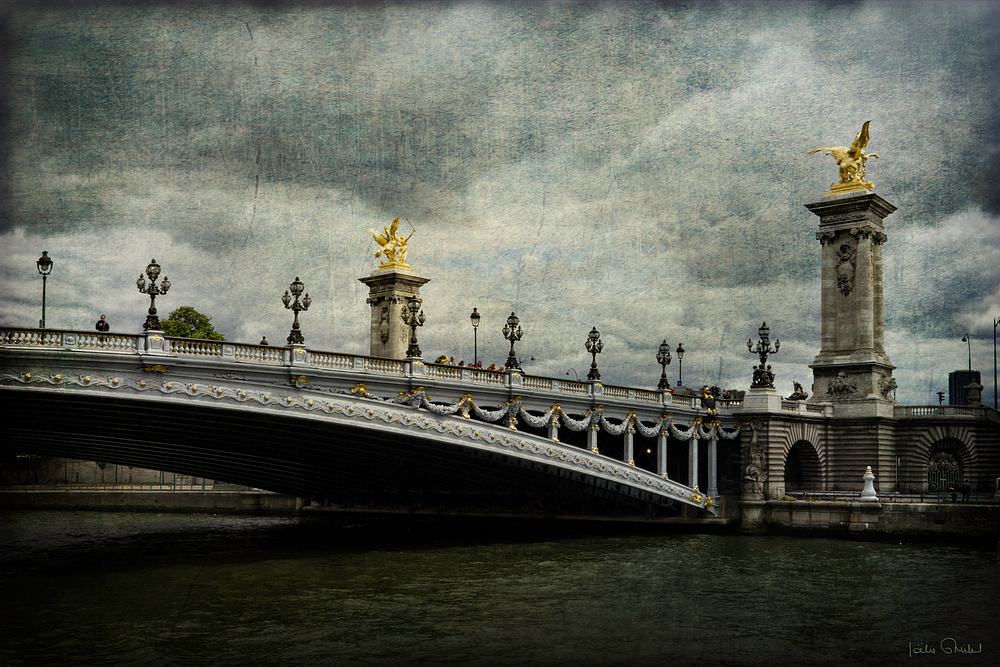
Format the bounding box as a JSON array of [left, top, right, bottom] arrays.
[[36, 251, 53, 328], [502, 311, 523, 370], [585, 327, 603, 381], [676, 343, 685, 387], [136, 258, 170, 331], [281, 276, 311, 344], [470, 307, 481, 367], [401, 297, 426, 357], [656, 340, 672, 389], [747, 322, 780, 389]]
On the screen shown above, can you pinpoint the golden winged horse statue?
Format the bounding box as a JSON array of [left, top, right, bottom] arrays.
[[808, 120, 880, 193], [366, 217, 415, 269]]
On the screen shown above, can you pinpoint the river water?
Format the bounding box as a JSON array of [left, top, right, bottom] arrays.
[[0, 510, 996, 667]]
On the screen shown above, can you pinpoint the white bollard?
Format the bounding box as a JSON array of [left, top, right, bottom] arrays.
[[860, 465, 879, 502]]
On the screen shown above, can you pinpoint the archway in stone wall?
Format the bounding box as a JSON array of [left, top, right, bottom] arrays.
[[784, 440, 823, 492], [925, 439, 968, 492]]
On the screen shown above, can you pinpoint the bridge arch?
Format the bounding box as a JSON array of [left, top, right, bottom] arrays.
[[922, 438, 972, 492], [910, 426, 977, 492], [0, 329, 732, 516], [1, 380, 715, 517], [784, 440, 823, 492], [775, 421, 827, 493]]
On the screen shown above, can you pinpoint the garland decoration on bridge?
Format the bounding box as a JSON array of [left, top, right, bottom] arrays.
[[717, 426, 740, 440], [386, 387, 740, 441], [669, 422, 697, 441]]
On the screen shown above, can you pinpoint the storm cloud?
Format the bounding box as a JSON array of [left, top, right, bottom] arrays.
[[2, 1, 998, 406]]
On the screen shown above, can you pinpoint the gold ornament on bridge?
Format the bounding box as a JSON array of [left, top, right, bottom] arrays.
[[366, 217, 415, 270], [808, 120, 880, 195]]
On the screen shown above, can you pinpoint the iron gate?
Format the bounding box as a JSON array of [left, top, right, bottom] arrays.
[[927, 451, 961, 491]]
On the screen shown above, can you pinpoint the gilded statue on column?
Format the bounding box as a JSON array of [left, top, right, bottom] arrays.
[[808, 120, 880, 194], [366, 217, 415, 270]]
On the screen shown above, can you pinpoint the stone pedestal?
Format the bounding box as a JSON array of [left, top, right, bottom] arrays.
[[964, 381, 984, 406], [805, 191, 897, 403], [358, 268, 430, 360], [742, 387, 781, 412], [142, 330, 170, 355]]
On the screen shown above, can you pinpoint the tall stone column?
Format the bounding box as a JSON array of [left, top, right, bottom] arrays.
[[707, 435, 718, 497], [358, 269, 430, 360], [806, 192, 896, 407], [688, 436, 699, 490], [657, 429, 668, 477]]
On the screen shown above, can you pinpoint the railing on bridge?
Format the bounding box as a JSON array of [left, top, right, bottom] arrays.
[[894, 404, 1000, 430], [0, 326, 744, 413], [788, 490, 999, 504]]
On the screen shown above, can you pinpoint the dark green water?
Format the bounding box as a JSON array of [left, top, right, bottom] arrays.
[[0, 510, 996, 667]]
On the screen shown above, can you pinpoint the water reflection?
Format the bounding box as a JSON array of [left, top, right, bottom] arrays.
[[1, 511, 996, 666]]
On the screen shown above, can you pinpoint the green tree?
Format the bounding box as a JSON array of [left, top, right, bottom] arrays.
[[162, 306, 226, 341]]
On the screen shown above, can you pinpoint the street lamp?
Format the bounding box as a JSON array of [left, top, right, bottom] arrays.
[[470, 307, 481, 366], [502, 311, 523, 370], [676, 343, 685, 387], [747, 322, 780, 389], [401, 297, 426, 357], [281, 276, 311, 344], [961, 333, 972, 374], [36, 251, 53, 328], [136, 258, 170, 331], [566, 369, 579, 381], [656, 340, 672, 390], [585, 327, 603, 381]]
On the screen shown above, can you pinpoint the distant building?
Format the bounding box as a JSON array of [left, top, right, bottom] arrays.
[[949, 370, 982, 405]]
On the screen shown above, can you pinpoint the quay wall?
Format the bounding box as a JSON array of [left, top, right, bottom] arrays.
[[742, 499, 999, 542], [0, 490, 299, 513], [3, 489, 997, 543]]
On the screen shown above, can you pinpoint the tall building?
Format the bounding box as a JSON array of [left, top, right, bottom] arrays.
[[948, 370, 982, 406]]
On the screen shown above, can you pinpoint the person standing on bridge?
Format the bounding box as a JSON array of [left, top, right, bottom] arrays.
[[95, 315, 110, 332]]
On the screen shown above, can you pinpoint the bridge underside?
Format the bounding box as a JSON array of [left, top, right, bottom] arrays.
[[2, 391, 690, 518]]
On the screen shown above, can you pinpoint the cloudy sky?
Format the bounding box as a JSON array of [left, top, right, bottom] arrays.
[[1, 0, 998, 407]]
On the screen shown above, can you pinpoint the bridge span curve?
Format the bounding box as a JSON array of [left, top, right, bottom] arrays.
[[1, 328, 731, 516]]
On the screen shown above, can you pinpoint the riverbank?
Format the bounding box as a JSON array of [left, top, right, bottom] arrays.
[[741, 498, 1000, 543], [0, 488, 299, 512], [2, 489, 997, 544]]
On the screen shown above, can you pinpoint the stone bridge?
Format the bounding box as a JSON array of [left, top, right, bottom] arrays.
[[0, 327, 743, 517]]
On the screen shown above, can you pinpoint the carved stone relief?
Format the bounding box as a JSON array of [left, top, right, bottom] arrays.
[[835, 239, 857, 296], [827, 371, 857, 398], [740, 420, 767, 497], [378, 305, 390, 344], [878, 374, 897, 400]]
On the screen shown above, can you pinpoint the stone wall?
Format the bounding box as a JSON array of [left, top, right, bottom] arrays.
[[1, 455, 215, 487], [0, 490, 298, 512], [757, 500, 998, 541]]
